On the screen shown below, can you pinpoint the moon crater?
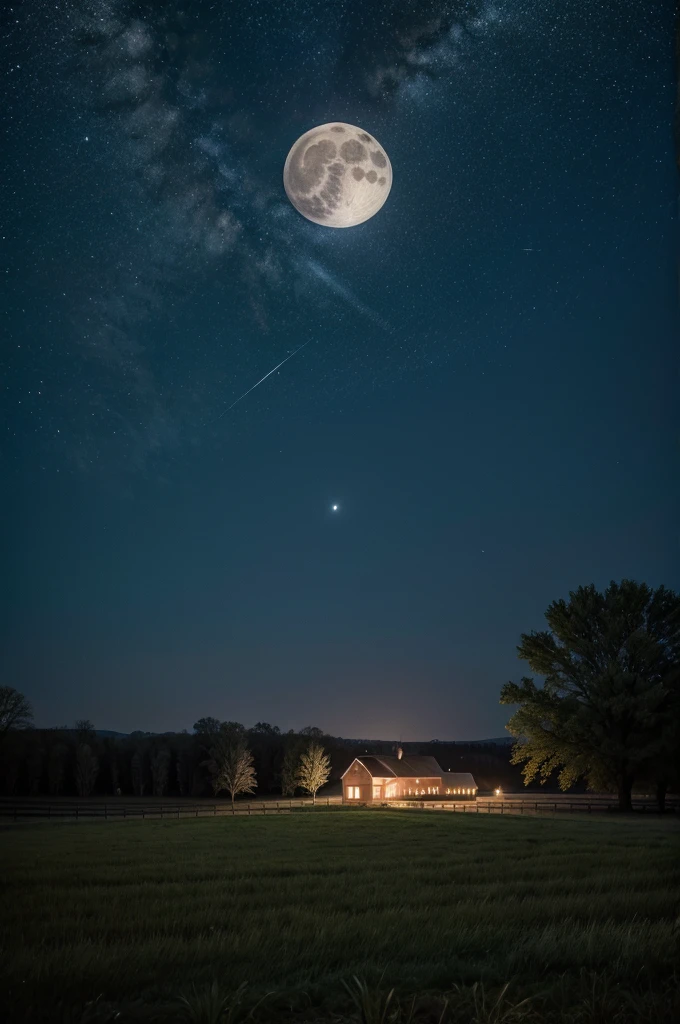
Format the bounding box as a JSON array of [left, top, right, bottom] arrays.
[[284, 122, 392, 227]]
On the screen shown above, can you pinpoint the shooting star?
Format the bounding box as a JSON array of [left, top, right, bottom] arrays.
[[212, 341, 311, 421]]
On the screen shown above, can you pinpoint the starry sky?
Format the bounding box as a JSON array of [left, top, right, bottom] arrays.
[[2, 0, 678, 739]]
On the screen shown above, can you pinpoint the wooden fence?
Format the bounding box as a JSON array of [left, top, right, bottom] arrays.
[[386, 798, 677, 815], [0, 795, 675, 822], [0, 797, 337, 821]]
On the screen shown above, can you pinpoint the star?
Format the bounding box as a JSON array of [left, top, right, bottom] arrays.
[[331, 504, 339, 512]]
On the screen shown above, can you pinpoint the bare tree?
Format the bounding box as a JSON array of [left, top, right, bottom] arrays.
[[296, 742, 331, 805], [0, 687, 34, 738], [209, 735, 257, 810], [75, 744, 99, 797], [150, 747, 170, 797]]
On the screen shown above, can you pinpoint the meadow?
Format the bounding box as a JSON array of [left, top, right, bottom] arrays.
[[1, 810, 678, 1022]]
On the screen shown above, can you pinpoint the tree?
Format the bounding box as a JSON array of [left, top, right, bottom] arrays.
[[207, 732, 256, 809], [0, 686, 33, 738], [26, 740, 44, 795], [251, 722, 280, 735], [500, 580, 680, 812], [47, 742, 68, 795], [193, 717, 221, 737], [150, 747, 170, 797], [131, 749, 147, 796], [102, 738, 120, 795], [296, 742, 331, 805], [75, 720, 95, 742], [280, 742, 302, 797], [176, 742, 199, 797], [75, 744, 99, 797], [300, 726, 324, 738]]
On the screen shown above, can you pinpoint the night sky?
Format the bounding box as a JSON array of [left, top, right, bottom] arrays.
[[2, 1, 677, 739]]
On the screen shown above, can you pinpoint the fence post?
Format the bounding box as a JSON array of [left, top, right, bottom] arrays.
[[105, 804, 107, 820], [520, 803, 523, 814], [76, 806, 79, 821], [142, 809, 145, 820], [501, 802, 504, 815]]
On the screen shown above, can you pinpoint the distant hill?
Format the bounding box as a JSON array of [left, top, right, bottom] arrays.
[[94, 729, 513, 744]]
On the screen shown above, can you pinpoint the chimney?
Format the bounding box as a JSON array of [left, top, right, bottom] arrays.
[[396, 746, 403, 760]]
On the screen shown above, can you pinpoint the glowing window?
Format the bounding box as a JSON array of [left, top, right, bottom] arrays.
[[347, 786, 360, 799]]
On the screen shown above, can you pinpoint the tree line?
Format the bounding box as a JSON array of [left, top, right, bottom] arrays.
[[0, 712, 338, 803]]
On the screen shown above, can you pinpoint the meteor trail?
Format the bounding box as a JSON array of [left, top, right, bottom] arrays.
[[213, 341, 311, 421]]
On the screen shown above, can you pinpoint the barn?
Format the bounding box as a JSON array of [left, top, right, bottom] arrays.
[[341, 748, 477, 804]]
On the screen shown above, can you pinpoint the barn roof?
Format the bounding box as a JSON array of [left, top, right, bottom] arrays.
[[342, 755, 477, 787], [342, 754, 473, 780], [375, 755, 444, 778]]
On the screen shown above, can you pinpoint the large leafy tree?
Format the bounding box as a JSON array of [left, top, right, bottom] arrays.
[[500, 580, 680, 811]]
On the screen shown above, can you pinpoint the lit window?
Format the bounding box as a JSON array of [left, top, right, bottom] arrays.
[[347, 786, 360, 799]]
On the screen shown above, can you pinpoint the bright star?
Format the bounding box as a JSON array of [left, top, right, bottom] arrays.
[[332, 504, 339, 512]]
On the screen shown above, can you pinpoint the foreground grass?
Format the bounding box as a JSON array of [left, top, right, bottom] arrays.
[[1, 810, 678, 1021]]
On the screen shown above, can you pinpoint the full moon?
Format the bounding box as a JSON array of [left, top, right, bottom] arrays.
[[283, 122, 392, 228]]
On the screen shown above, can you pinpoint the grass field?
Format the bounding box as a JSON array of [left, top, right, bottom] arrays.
[[1, 810, 678, 1022]]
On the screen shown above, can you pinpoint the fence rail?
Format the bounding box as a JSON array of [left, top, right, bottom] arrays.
[[0, 797, 337, 821], [387, 798, 677, 816], [0, 795, 675, 822]]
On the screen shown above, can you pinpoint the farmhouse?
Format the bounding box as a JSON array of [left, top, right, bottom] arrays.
[[342, 748, 477, 804]]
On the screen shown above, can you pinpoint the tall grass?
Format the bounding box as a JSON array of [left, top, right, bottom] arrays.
[[1, 812, 677, 1022]]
